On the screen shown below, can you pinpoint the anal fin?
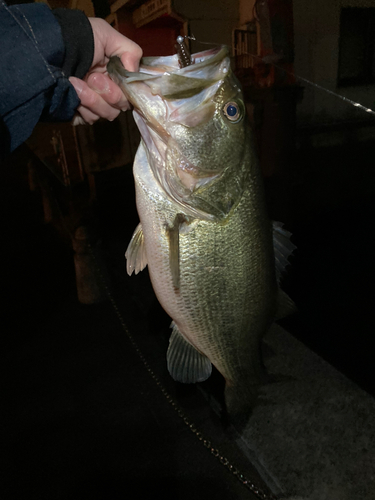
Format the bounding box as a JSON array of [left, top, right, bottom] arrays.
[[125, 223, 148, 276], [167, 322, 212, 384]]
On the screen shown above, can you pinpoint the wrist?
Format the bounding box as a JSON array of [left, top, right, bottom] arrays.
[[52, 8, 94, 79]]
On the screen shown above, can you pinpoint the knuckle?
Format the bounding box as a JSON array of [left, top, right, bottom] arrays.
[[109, 109, 120, 121], [135, 45, 143, 59], [108, 87, 124, 105], [81, 88, 99, 108]]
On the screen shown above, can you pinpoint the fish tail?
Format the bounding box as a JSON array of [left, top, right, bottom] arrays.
[[224, 381, 259, 428], [223, 360, 268, 428]]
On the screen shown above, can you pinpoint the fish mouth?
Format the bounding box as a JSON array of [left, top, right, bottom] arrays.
[[108, 46, 230, 105], [108, 46, 244, 221], [140, 46, 224, 73]]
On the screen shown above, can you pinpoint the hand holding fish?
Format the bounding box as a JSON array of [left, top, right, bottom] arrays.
[[70, 18, 142, 125]]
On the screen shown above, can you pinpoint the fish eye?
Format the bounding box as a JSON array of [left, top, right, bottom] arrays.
[[223, 101, 242, 123]]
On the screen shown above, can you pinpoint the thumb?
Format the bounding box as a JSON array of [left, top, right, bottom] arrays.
[[89, 18, 142, 71], [120, 49, 142, 72]]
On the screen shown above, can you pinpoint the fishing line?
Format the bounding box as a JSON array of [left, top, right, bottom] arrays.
[[192, 37, 375, 118], [234, 48, 375, 118], [287, 74, 375, 117]]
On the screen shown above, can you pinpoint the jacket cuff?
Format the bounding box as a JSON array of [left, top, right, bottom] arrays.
[[52, 9, 94, 79]]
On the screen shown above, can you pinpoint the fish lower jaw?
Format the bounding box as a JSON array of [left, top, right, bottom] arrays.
[[176, 167, 197, 191], [176, 165, 221, 193]]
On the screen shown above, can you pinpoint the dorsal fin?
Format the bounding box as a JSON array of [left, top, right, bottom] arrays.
[[275, 288, 297, 320], [273, 221, 296, 283]]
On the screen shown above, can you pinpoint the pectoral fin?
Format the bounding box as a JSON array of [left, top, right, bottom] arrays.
[[125, 223, 148, 276], [167, 322, 212, 384], [166, 214, 187, 289], [273, 221, 297, 283]]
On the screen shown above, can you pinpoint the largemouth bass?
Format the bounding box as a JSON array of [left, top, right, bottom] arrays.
[[108, 47, 295, 421]]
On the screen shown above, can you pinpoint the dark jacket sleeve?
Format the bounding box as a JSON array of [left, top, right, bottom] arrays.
[[0, 1, 94, 158]]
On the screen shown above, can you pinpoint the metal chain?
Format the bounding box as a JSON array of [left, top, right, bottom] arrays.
[[88, 243, 279, 500]]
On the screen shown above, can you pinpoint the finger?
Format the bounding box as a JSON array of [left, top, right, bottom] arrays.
[[70, 77, 121, 121], [102, 29, 142, 71], [89, 18, 142, 71], [72, 114, 86, 126], [120, 47, 142, 72], [86, 73, 130, 111], [78, 104, 120, 125], [74, 105, 100, 125]]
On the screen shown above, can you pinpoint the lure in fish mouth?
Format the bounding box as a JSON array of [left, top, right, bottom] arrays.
[[107, 47, 250, 221]]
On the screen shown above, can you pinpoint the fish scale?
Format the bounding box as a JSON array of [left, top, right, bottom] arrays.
[[134, 139, 276, 410]]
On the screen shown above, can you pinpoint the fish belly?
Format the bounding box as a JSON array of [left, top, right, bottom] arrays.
[[134, 143, 277, 387]]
